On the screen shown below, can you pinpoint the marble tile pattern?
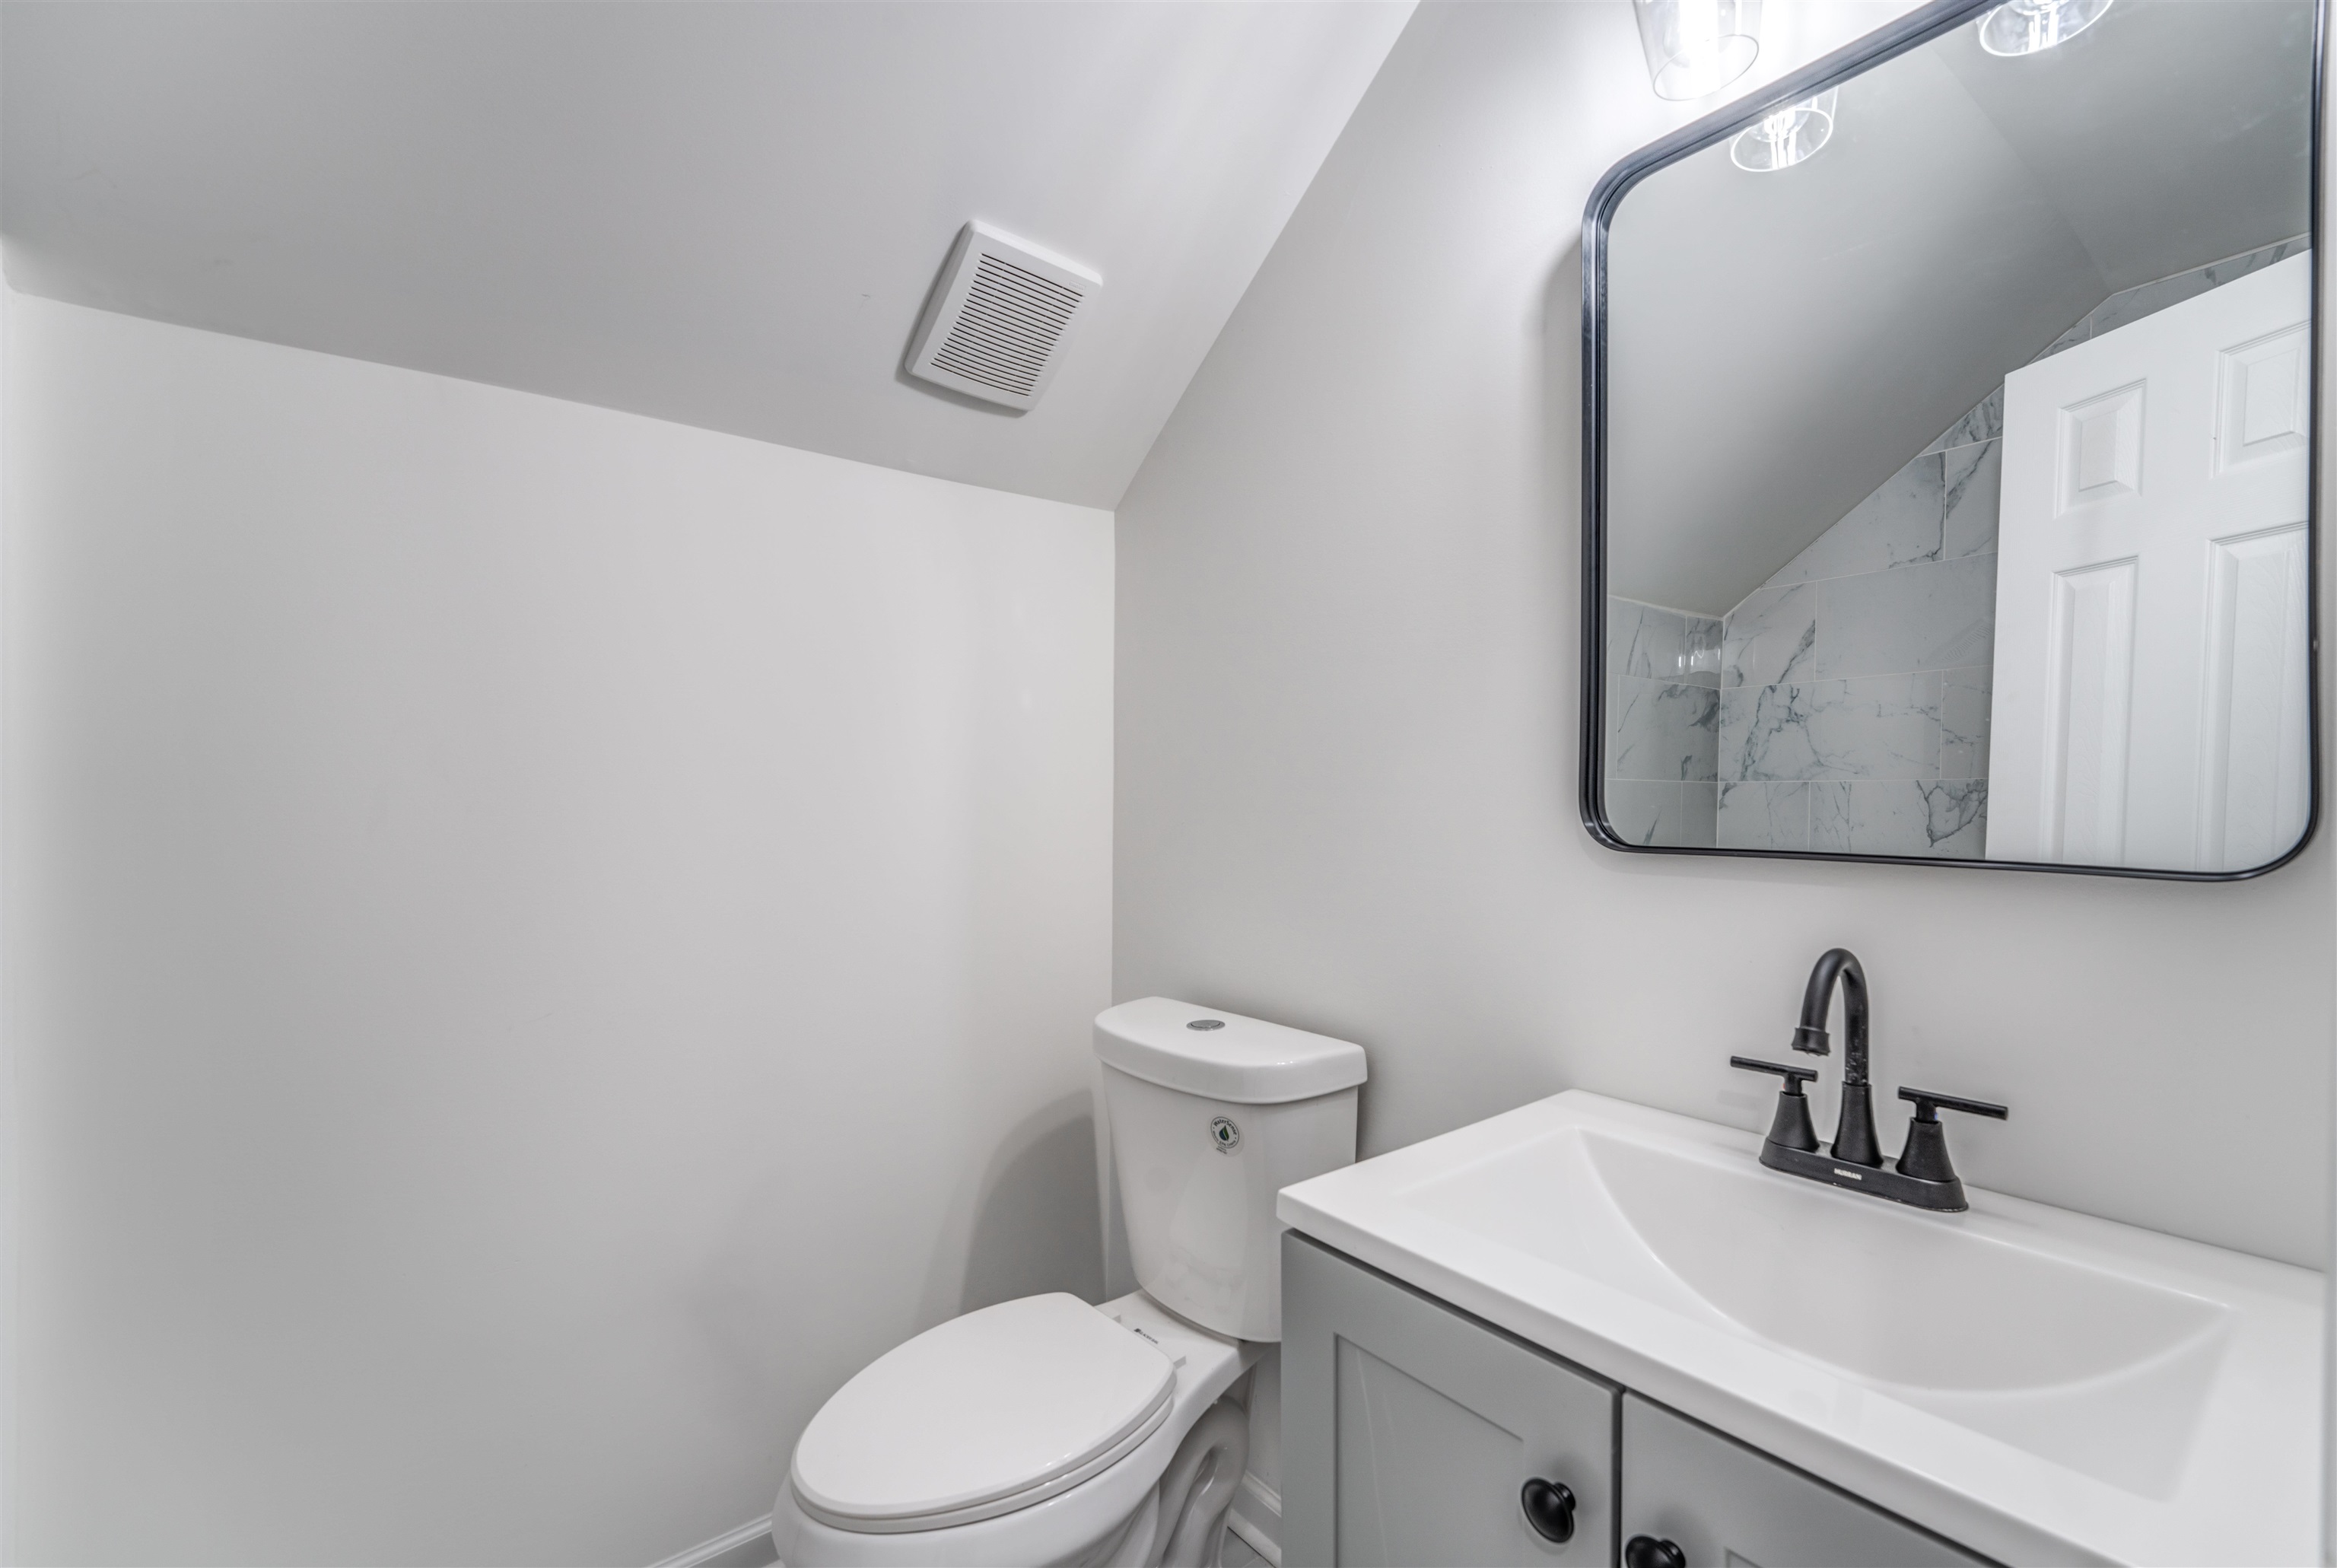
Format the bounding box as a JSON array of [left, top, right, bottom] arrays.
[[1940, 440, 2001, 559], [1921, 386, 2002, 456], [1766, 443, 2000, 588], [1609, 676, 1719, 785], [1720, 582, 1816, 691], [1716, 780, 1811, 851], [1814, 556, 1996, 680], [1609, 596, 1721, 685], [1605, 779, 1716, 848], [1941, 668, 1991, 781], [1722, 672, 1948, 783], [1605, 596, 1720, 847], [1681, 781, 1716, 844], [1718, 441, 1996, 857], [1721, 776, 1988, 857], [1811, 780, 1988, 857]]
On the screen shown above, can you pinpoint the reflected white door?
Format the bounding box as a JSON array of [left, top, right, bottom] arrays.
[[1990, 253, 2311, 870]]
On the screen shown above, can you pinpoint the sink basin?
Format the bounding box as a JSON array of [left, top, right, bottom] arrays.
[[1278, 1089, 2321, 1566], [1412, 1121, 2229, 1496]]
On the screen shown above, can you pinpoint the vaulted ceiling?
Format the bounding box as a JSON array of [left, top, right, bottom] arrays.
[[2, 1, 1414, 508]]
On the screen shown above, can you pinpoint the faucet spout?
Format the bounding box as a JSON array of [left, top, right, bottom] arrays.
[[1793, 948, 1881, 1166], [1793, 948, 1868, 1082]]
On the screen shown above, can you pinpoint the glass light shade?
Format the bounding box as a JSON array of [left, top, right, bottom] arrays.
[[1729, 87, 1838, 172], [1976, 0, 2114, 56], [1632, 0, 1762, 101]]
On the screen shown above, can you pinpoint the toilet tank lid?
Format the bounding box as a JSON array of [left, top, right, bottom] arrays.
[[1094, 997, 1366, 1104]]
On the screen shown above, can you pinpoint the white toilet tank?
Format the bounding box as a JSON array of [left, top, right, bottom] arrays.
[[1095, 997, 1366, 1342]]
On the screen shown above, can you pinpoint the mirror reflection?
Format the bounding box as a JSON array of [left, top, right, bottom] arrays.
[[1596, 0, 2316, 873]]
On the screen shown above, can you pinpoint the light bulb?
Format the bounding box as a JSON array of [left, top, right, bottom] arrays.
[[1977, 0, 2114, 57], [1632, 0, 1763, 101], [1730, 88, 1838, 173]]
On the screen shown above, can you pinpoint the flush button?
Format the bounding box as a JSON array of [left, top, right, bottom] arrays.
[[1187, 1019, 1226, 1031]]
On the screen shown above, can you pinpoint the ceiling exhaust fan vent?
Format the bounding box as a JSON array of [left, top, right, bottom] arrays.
[[905, 221, 1102, 410]]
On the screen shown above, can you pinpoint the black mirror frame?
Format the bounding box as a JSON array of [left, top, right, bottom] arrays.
[[1580, 0, 2326, 880]]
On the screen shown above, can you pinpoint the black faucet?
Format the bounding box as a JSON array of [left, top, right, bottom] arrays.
[[1730, 948, 2006, 1212], [1791, 947, 1881, 1166]]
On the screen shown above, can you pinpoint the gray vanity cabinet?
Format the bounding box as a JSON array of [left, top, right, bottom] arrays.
[[1283, 1236, 1996, 1568], [1282, 1234, 1620, 1567], [1621, 1395, 1989, 1568]]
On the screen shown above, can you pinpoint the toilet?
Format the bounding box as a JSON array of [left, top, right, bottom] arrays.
[[771, 997, 1367, 1568]]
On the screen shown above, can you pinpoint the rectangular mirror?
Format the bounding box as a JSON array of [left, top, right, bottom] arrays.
[[1583, 0, 2320, 877]]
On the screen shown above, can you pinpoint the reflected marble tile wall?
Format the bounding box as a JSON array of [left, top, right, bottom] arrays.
[[1610, 677, 1719, 782], [1607, 778, 1717, 848], [1763, 447, 1995, 585], [1714, 423, 1997, 857], [1720, 583, 1814, 689], [1605, 596, 1719, 846], [1609, 597, 1722, 685], [1811, 779, 1988, 857], [1941, 670, 1992, 781], [1814, 557, 1996, 680], [1716, 780, 1810, 848], [1722, 672, 1944, 782]]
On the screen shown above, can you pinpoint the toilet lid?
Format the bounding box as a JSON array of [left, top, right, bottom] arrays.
[[790, 1293, 1177, 1531]]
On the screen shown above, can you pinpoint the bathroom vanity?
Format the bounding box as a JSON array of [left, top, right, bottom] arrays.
[[1276, 1093, 2323, 1567]]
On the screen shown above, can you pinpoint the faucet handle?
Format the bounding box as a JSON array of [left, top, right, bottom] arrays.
[[1730, 1055, 1817, 1089], [1893, 1087, 2005, 1188], [1897, 1087, 2008, 1123], [1730, 1057, 1820, 1153]]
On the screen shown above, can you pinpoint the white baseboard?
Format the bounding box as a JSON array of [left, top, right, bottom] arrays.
[[647, 1512, 775, 1568], [1226, 1472, 1282, 1567]]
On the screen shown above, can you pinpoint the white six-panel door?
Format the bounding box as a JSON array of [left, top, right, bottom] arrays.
[[1989, 252, 2311, 870]]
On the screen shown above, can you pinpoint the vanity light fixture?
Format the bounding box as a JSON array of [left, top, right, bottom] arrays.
[[1976, 0, 2113, 57], [1729, 87, 1836, 173], [1631, 0, 1761, 101]]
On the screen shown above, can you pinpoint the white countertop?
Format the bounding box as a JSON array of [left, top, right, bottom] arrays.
[[1277, 1090, 2323, 1566]]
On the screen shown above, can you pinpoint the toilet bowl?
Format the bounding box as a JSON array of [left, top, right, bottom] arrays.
[[772, 998, 1366, 1568]]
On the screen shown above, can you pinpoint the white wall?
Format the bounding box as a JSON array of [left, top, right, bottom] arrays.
[[1, 294, 1114, 1564], [1116, 1, 2335, 1272]]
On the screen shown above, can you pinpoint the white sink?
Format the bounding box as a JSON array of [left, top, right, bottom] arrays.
[[1415, 1121, 2231, 1496], [1279, 1090, 2322, 1566]]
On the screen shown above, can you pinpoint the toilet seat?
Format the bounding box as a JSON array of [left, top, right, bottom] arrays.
[[791, 1293, 1176, 1533], [774, 1291, 1261, 1567]]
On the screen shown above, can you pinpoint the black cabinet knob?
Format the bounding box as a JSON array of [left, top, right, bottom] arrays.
[[1625, 1535, 1686, 1568], [1519, 1477, 1576, 1544]]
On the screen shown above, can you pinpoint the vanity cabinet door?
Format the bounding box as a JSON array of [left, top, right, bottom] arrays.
[[1281, 1235, 1618, 1568], [1620, 1395, 1990, 1568]]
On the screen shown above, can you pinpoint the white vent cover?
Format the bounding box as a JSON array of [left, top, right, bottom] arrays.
[[905, 221, 1102, 410]]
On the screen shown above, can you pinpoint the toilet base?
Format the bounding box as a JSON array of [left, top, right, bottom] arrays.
[[1138, 1395, 1248, 1566]]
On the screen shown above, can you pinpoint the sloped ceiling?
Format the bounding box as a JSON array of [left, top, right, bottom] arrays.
[[1606, 0, 2313, 617], [2, 1, 1415, 508]]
